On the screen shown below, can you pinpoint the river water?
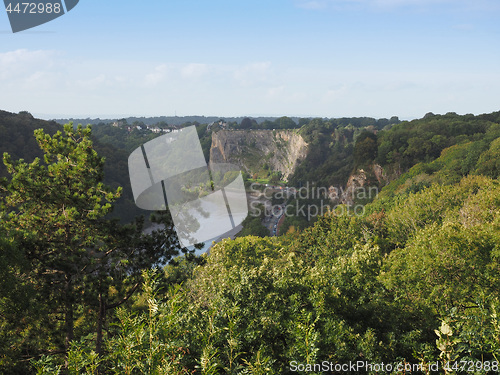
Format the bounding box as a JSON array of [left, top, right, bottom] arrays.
[[143, 222, 243, 257]]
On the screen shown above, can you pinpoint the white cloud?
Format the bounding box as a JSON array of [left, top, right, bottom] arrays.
[[266, 85, 285, 98], [323, 85, 348, 101], [1, 48, 499, 120], [75, 74, 107, 90], [296, 1, 330, 10], [181, 63, 209, 80], [144, 64, 169, 87], [233, 62, 273, 87], [0, 49, 59, 82]]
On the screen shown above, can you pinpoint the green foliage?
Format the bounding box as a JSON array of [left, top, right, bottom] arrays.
[[104, 271, 192, 374], [280, 210, 310, 234], [1, 123, 186, 372], [354, 131, 378, 167], [290, 122, 356, 188], [0, 226, 42, 373], [382, 175, 500, 246], [181, 222, 423, 372], [376, 131, 500, 202], [31, 355, 62, 374], [379, 175, 500, 367], [66, 335, 103, 375], [2, 110, 500, 374], [32, 270, 194, 375], [24, 171, 500, 374], [240, 117, 254, 129], [376, 112, 497, 171], [0, 110, 61, 178], [269, 171, 282, 184], [286, 116, 397, 188], [237, 215, 269, 238], [474, 137, 500, 178], [2, 123, 123, 359]]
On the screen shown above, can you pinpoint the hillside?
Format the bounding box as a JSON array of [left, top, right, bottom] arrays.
[[0, 110, 143, 224], [0, 110, 62, 178], [4, 110, 500, 227], [2, 108, 500, 373], [371, 112, 500, 201]]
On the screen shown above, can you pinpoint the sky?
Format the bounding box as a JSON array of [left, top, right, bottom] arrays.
[[0, 0, 499, 120]]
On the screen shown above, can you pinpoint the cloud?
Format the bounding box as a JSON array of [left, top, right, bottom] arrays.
[[0, 49, 59, 82], [296, 1, 330, 10], [233, 62, 273, 87], [75, 74, 108, 90], [1, 48, 498, 120], [144, 64, 169, 87], [266, 85, 285, 98], [181, 63, 209, 80], [323, 85, 348, 101]]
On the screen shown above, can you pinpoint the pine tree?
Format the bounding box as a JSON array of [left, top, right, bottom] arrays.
[[2, 124, 123, 354], [2, 124, 189, 369]]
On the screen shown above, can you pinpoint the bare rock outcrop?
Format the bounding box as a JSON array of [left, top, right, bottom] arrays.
[[329, 164, 389, 205], [209, 130, 308, 180]]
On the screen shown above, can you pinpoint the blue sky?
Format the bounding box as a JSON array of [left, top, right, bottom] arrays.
[[1, 0, 499, 120]]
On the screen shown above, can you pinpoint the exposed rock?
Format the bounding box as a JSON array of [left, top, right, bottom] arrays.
[[330, 164, 388, 205], [209, 130, 308, 180], [341, 169, 368, 205], [372, 163, 387, 184]]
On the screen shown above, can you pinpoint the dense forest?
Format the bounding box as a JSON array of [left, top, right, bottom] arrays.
[[1, 109, 500, 374]]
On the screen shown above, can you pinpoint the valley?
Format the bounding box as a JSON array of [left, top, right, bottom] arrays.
[[1, 109, 500, 373]]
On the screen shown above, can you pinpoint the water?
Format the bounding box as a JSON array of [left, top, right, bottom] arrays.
[[143, 222, 243, 257]]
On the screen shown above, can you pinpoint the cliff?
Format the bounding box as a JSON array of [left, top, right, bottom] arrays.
[[329, 164, 391, 205], [209, 130, 308, 180]]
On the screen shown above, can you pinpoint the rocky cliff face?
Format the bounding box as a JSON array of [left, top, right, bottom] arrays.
[[329, 164, 390, 205], [209, 130, 308, 180]]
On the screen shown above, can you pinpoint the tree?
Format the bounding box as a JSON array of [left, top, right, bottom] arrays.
[[382, 175, 500, 312], [1, 124, 187, 367], [354, 131, 377, 166], [240, 117, 253, 129], [4, 125, 121, 349], [0, 223, 43, 373], [269, 171, 282, 184], [276, 116, 296, 129], [475, 137, 500, 178], [2, 124, 124, 356]]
